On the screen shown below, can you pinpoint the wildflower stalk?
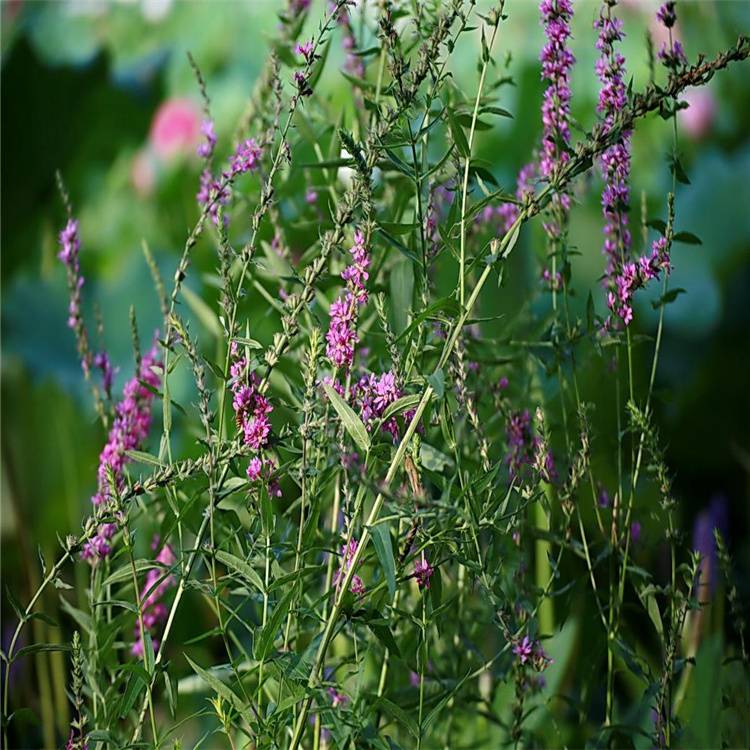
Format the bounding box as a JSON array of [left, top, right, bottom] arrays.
[[122, 521, 159, 744], [130, 5, 350, 741], [458, 5, 503, 307]]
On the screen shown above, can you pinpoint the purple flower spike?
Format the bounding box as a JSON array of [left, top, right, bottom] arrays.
[[197, 169, 231, 227], [196, 119, 216, 159], [539, 0, 575, 233], [326, 230, 370, 369]]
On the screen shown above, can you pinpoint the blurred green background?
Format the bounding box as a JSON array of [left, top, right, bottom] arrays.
[[1, 0, 748, 746]]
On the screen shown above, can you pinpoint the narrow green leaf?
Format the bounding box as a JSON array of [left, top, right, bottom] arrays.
[[447, 109, 470, 158], [215, 550, 265, 594], [232, 336, 263, 349], [382, 394, 422, 421], [370, 523, 396, 599], [125, 450, 164, 468], [646, 218, 667, 234], [102, 560, 158, 589], [185, 656, 247, 715], [323, 384, 370, 454], [479, 105, 513, 118], [377, 697, 419, 738], [254, 584, 298, 660], [15, 643, 71, 659], [368, 621, 401, 657], [652, 288, 686, 309]]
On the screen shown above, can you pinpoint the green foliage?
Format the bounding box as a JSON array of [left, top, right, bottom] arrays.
[[2, 1, 750, 750]]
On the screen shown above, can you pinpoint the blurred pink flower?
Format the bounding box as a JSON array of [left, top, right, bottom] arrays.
[[149, 98, 201, 159], [680, 87, 715, 140]]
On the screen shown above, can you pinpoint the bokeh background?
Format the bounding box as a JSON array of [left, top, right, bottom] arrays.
[[2, 0, 749, 747]]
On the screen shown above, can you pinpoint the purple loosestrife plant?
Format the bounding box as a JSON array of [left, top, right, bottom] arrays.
[[6, 4, 750, 750]]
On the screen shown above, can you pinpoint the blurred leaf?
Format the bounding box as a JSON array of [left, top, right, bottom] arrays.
[[673, 231, 702, 245]]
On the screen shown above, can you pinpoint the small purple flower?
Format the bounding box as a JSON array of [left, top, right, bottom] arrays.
[[327, 686, 349, 708], [598, 486, 610, 508], [334, 538, 365, 596], [58, 219, 80, 266], [197, 169, 231, 226], [513, 635, 534, 665], [505, 409, 555, 482], [132, 544, 176, 657], [414, 557, 434, 590], [496, 162, 537, 234], [295, 39, 315, 63], [93, 351, 115, 398], [630, 521, 641, 544], [294, 70, 313, 97], [656, 1, 676, 29], [305, 188, 318, 205], [351, 370, 408, 440], [196, 119, 216, 159], [246, 456, 263, 482], [229, 138, 262, 175], [658, 39, 687, 69]]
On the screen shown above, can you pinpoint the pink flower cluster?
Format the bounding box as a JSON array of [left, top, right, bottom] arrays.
[[607, 236, 671, 325], [196, 138, 262, 226], [229, 138, 262, 175], [132, 541, 176, 657], [91, 344, 162, 508], [351, 370, 413, 441], [82, 343, 162, 562], [326, 230, 370, 369], [229, 344, 281, 497], [333, 538, 365, 596]]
